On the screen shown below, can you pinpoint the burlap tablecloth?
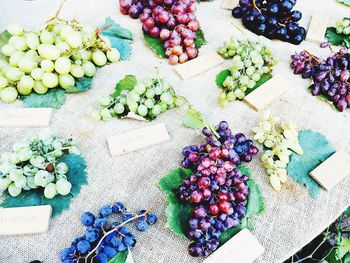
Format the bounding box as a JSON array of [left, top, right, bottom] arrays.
[[0, 0, 349, 262]]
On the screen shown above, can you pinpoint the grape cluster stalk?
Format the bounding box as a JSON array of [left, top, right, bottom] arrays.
[[176, 121, 259, 257], [119, 0, 201, 64], [291, 48, 350, 111], [232, 0, 306, 45]]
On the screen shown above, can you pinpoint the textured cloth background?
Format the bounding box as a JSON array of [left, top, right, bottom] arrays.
[[0, 0, 349, 262]]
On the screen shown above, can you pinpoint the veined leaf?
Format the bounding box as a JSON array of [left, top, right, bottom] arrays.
[[183, 108, 206, 130], [112, 75, 137, 98], [22, 89, 66, 109], [108, 250, 129, 263], [337, 238, 350, 260], [65, 76, 94, 93], [195, 28, 206, 49], [325, 27, 348, 47], [287, 130, 335, 198], [215, 69, 231, 89], [102, 17, 133, 60], [143, 33, 166, 59], [0, 154, 87, 218], [307, 85, 341, 112]]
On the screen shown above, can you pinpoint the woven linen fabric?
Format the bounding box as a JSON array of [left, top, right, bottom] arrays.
[[0, 0, 349, 262]]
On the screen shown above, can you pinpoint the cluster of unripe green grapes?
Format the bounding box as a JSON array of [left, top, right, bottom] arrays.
[[0, 20, 120, 103], [0, 129, 80, 199], [252, 112, 303, 192], [88, 77, 184, 121], [217, 37, 277, 106], [336, 17, 350, 35]]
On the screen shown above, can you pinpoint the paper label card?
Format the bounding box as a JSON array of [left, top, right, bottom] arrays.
[[108, 123, 170, 156], [243, 75, 288, 111], [221, 0, 239, 10], [174, 51, 224, 80], [306, 15, 329, 43], [203, 228, 265, 263], [0, 108, 52, 127], [0, 205, 52, 235], [310, 151, 350, 191]]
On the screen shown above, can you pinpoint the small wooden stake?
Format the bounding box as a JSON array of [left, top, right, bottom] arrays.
[[306, 14, 329, 43], [0, 108, 52, 127]]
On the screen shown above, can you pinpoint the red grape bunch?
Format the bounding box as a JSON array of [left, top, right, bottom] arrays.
[[177, 121, 259, 257], [291, 48, 350, 111], [119, 0, 200, 64]]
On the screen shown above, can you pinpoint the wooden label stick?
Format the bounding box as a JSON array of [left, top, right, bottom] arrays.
[[243, 75, 288, 111], [306, 14, 329, 43], [107, 123, 170, 156], [0, 205, 52, 235], [203, 228, 265, 263], [309, 151, 350, 191], [0, 108, 52, 127], [174, 52, 224, 80]]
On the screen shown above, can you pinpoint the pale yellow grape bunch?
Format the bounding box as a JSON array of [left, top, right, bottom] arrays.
[[336, 17, 350, 35], [0, 20, 121, 104], [252, 111, 303, 192]]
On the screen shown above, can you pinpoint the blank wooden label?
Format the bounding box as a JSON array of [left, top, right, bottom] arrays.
[[306, 15, 329, 43], [204, 228, 264, 263], [0, 108, 52, 127], [107, 123, 170, 156], [0, 205, 52, 235], [174, 52, 224, 80], [221, 0, 239, 10], [310, 151, 350, 191], [243, 75, 288, 111]]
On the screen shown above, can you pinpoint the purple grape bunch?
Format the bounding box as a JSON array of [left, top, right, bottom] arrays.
[[119, 0, 200, 64], [291, 48, 350, 111], [177, 121, 258, 257], [60, 202, 157, 263], [232, 0, 306, 45]]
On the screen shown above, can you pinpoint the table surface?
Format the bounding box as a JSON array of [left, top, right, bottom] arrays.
[[0, 0, 349, 263]]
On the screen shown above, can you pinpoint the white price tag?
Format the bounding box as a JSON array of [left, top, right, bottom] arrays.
[[306, 14, 329, 43], [0, 108, 52, 127]]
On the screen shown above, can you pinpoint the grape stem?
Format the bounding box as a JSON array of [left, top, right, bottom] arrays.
[[252, 0, 261, 13], [43, 146, 73, 156], [83, 211, 148, 263], [303, 50, 322, 64], [46, 0, 66, 25]]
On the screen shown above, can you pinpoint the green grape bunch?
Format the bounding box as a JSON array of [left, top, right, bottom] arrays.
[[0, 129, 80, 199], [0, 18, 121, 104], [252, 112, 303, 192], [217, 37, 277, 106], [336, 17, 350, 35], [88, 77, 184, 121]]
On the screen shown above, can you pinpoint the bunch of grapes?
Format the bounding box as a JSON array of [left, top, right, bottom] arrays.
[[176, 121, 258, 257], [0, 129, 80, 199], [60, 201, 157, 263], [232, 0, 306, 45], [88, 77, 183, 121], [0, 19, 121, 104], [252, 112, 302, 191], [290, 48, 350, 111], [336, 17, 350, 35], [217, 37, 277, 106], [119, 0, 200, 64]]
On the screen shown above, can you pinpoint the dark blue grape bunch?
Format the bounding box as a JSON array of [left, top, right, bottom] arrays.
[[291, 48, 350, 111], [181, 121, 258, 171], [60, 202, 157, 263], [232, 0, 306, 45]]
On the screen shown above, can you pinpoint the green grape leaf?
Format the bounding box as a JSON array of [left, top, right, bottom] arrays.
[[337, 238, 350, 260], [307, 85, 341, 112], [0, 30, 11, 60], [101, 17, 133, 60], [143, 33, 167, 59], [337, 0, 350, 6], [194, 28, 207, 49], [112, 75, 137, 98], [22, 89, 66, 109], [325, 27, 348, 47], [64, 76, 94, 93], [287, 130, 335, 198], [159, 166, 265, 243], [108, 250, 129, 263], [216, 69, 231, 89], [0, 154, 87, 218], [183, 108, 206, 130]]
